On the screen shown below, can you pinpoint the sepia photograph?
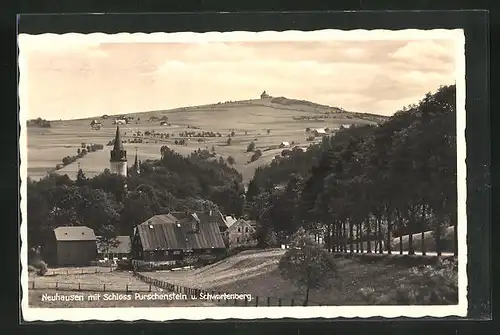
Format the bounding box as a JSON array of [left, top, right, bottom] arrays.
[[19, 29, 466, 321]]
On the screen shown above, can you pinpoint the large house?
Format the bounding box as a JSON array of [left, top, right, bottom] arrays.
[[224, 219, 257, 246], [46, 226, 97, 266], [131, 211, 226, 264]]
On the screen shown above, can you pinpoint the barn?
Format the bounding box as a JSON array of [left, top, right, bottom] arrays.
[[47, 226, 98, 267], [131, 211, 226, 264]]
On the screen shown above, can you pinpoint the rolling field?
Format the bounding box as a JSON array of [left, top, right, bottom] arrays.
[[27, 248, 457, 307], [27, 98, 378, 183], [143, 248, 457, 306]]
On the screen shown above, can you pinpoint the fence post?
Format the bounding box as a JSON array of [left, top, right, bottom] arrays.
[[255, 296, 258, 307], [126, 284, 129, 293], [267, 297, 270, 307], [244, 297, 248, 306], [32, 281, 35, 289], [234, 298, 237, 306], [278, 298, 282, 307], [291, 298, 294, 307], [149, 284, 152, 292], [78, 282, 81, 291], [55, 282, 58, 290], [82, 269, 84, 274], [66, 270, 69, 275], [103, 283, 106, 292]]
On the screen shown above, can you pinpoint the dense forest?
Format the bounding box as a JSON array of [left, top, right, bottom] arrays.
[[247, 85, 457, 255], [26, 147, 245, 248], [26, 85, 457, 257]]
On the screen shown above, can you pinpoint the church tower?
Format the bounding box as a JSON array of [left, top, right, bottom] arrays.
[[110, 125, 128, 177], [133, 147, 140, 175]]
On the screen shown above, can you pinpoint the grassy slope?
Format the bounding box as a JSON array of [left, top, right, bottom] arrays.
[[27, 98, 386, 183], [144, 248, 457, 306], [28, 248, 457, 307]]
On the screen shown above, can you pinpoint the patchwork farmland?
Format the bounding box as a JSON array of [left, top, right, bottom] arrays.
[[26, 98, 382, 183]]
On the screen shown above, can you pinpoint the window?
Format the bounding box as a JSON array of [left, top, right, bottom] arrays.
[[236, 237, 240, 243], [245, 227, 249, 233], [173, 250, 181, 255], [164, 251, 169, 256], [237, 228, 241, 232]]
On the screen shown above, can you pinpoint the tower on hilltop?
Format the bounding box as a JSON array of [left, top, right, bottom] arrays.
[[110, 125, 128, 177]]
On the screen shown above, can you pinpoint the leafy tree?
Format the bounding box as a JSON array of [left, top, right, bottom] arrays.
[[227, 156, 235, 165], [246, 142, 256, 152], [279, 228, 340, 306], [247, 85, 457, 256]]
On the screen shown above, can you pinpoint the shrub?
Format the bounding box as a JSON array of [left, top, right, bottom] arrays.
[[250, 150, 262, 162], [33, 260, 48, 276], [356, 258, 458, 305], [246, 142, 256, 152]]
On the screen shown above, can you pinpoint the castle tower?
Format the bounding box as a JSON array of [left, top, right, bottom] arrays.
[[110, 125, 128, 177]]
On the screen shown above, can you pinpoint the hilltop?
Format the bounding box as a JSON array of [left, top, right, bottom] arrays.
[[48, 96, 388, 124], [27, 96, 388, 183]]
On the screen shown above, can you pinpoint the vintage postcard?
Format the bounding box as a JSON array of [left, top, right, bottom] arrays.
[[19, 29, 466, 321]]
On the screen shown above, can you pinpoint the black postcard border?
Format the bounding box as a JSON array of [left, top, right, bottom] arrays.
[[15, 9, 491, 331]]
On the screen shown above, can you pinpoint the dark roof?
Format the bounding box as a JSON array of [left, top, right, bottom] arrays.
[[96, 235, 131, 254], [137, 213, 226, 251], [168, 210, 227, 228], [53, 226, 96, 241], [113, 125, 123, 151]]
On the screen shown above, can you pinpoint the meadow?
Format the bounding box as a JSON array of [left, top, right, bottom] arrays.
[[27, 98, 378, 183], [27, 246, 457, 307], [142, 248, 458, 306]]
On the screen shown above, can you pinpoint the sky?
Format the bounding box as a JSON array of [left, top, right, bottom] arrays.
[[19, 33, 460, 120]]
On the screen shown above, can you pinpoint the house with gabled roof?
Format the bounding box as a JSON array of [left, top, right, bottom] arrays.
[[131, 211, 226, 263], [224, 219, 257, 247], [46, 226, 97, 266]]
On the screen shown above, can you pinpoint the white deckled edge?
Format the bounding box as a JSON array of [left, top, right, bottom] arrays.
[[19, 29, 468, 322]]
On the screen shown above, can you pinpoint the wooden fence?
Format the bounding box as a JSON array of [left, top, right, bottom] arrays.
[[47, 267, 115, 276], [133, 272, 320, 307], [28, 280, 153, 293]]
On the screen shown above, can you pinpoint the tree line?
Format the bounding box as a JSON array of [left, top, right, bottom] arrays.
[[27, 147, 245, 249], [247, 85, 457, 256]]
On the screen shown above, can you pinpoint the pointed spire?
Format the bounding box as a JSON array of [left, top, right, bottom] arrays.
[[133, 147, 140, 174], [110, 125, 127, 163], [113, 125, 123, 152]]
